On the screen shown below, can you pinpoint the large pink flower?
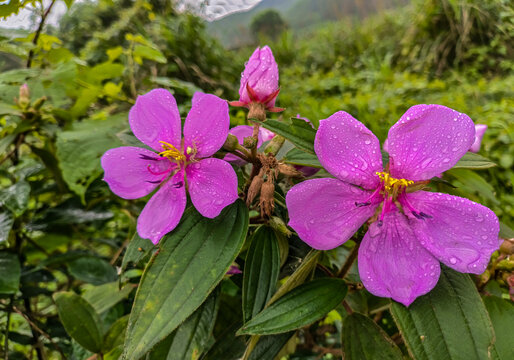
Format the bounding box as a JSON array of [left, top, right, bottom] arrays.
[[101, 89, 238, 244], [286, 105, 500, 306]]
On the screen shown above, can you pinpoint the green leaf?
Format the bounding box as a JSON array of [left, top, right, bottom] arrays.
[[283, 148, 322, 168], [0, 181, 30, 217], [259, 118, 316, 154], [483, 296, 514, 360], [447, 168, 499, 205], [248, 332, 295, 360], [391, 267, 495, 360], [83, 282, 134, 314], [0, 68, 40, 83], [133, 44, 167, 63], [123, 200, 249, 360], [53, 292, 104, 353], [243, 226, 281, 322], [121, 232, 154, 270], [0, 211, 14, 245], [454, 152, 496, 170], [499, 222, 514, 239], [0, 252, 21, 294], [149, 292, 219, 360], [55, 115, 125, 201], [342, 312, 403, 360], [67, 256, 117, 285], [0, 103, 22, 116], [103, 315, 129, 353], [238, 278, 348, 335]]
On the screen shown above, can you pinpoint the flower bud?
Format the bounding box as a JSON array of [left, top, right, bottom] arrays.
[[222, 133, 239, 152], [18, 83, 30, 108], [469, 124, 488, 153], [247, 170, 264, 206], [269, 216, 291, 237], [278, 163, 302, 177], [243, 135, 257, 149], [259, 180, 275, 217], [239, 46, 279, 109]]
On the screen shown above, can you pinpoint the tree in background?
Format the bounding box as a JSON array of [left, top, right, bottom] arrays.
[[250, 9, 288, 42]]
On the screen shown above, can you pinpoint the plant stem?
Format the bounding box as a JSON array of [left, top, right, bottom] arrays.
[[337, 242, 360, 279], [27, 0, 57, 68], [4, 295, 13, 360]]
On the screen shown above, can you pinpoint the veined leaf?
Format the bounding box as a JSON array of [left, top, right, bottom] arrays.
[[483, 296, 514, 360], [283, 148, 322, 168], [258, 118, 316, 154], [454, 152, 496, 170], [0, 252, 21, 294], [342, 312, 403, 360], [391, 267, 495, 360], [243, 226, 281, 322], [123, 200, 248, 359], [238, 278, 347, 335]]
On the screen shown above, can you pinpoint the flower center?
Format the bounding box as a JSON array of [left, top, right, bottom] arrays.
[[158, 141, 185, 161], [375, 171, 414, 194]]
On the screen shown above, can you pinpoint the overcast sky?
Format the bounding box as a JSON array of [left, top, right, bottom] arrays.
[[0, 0, 262, 29]]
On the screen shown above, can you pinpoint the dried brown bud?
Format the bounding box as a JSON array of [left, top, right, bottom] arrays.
[[247, 172, 264, 206], [259, 180, 275, 217], [278, 163, 303, 177]]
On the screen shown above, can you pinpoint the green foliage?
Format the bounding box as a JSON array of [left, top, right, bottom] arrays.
[[250, 9, 288, 42]]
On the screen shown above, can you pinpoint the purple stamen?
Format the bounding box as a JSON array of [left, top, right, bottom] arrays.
[[173, 181, 183, 189], [139, 153, 161, 161]]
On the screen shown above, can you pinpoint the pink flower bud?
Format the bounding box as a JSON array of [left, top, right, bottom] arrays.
[[469, 124, 487, 153], [239, 46, 279, 109], [19, 83, 30, 99]]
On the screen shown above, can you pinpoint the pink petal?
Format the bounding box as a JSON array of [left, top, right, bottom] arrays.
[[184, 92, 230, 158], [286, 178, 379, 250], [101, 147, 172, 199], [406, 191, 500, 274], [186, 158, 239, 218], [224, 125, 263, 165], [259, 127, 275, 142], [388, 105, 475, 181], [314, 111, 382, 189], [129, 89, 182, 152], [137, 171, 187, 244], [358, 210, 441, 306], [239, 46, 279, 107], [469, 124, 488, 152]]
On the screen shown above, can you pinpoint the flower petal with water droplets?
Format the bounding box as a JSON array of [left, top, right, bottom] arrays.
[[407, 191, 500, 274], [186, 158, 238, 218], [101, 147, 172, 199], [129, 89, 182, 152], [388, 104, 475, 181], [314, 111, 382, 189], [137, 171, 187, 244], [358, 209, 441, 306], [286, 178, 379, 250], [184, 92, 230, 158]]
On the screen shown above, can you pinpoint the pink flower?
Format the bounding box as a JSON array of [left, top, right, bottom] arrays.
[[469, 124, 488, 152], [286, 105, 500, 306], [101, 89, 239, 244], [230, 46, 283, 112]]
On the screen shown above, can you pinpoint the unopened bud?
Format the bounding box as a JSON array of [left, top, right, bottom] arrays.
[[278, 163, 302, 177], [269, 216, 291, 237], [243, 135, 257, 149], [259, 180, 275, 217], [33, 96, 47, 110], [18, 84, 30, 108], [247, 171, 264, 206], [222, 133, 239, 152]]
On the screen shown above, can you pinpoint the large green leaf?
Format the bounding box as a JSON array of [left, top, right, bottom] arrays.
[[248, 332, 295, 360], [148, 292, 219, 360], [103, 315, 129, 353], [483, 296, 514, 360], [283, 148, 322, 168], [53, 292, 104, 353], [67, 256, 117, 285], [0, 252, 21, 294], [123, 200, 248, 359], [243, 226, 280, 322], [83, 282, 134, 314], [342, 312, 403, 360], [454, 152, 496, 170], [391, 267, 495, 360], [238, 278, 348, 335], [0, 211, 14, 245], [258, 118, 316, 154], [55, 115, 125, 201], [0, 181, 30, 217]]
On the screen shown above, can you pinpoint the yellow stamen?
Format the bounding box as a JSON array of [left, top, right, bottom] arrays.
[[158, 141, 185, 161], [376, 171, 414, 192]]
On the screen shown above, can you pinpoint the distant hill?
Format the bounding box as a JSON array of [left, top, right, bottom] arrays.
[[208, 0, 407, 48]]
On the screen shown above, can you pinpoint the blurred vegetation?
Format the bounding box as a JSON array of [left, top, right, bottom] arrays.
[[0, 0, 512, 358]]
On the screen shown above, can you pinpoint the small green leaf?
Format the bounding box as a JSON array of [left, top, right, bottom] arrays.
[[103, 315, 129, 353], [123, 200, 248, 360], [342, 313, 403, 360], [133, 44, 167, 63], [0, 252, 21, 294], [67, 256, 117, 285], [83, 282, 134, 314], [483, 296, 514, 360], [454, 152, 496, 169], [243, 226, 281, 322], [54, 292, 103, 353], [238, 278, 348, 335], [0, 211, 14, 245], [258, 118, 316, 154], [248, 332, 295, 360], [499, 222, 514, 239], [0, 181, 30, 217], [121, 232, 154, 270], [391, 267, 495, 360], [283, 148, 322, 168]]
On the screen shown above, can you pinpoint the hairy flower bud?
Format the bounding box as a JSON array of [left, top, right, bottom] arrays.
[[269, 216, 292, 237], [278, 163, 302, 177], [259, 180, 275, 217], [239, 46, 279, 109], [247, 170, 264, 206], [18, 83, 30, 108], [222, 133, 239, 152], [243, 135, 257, 149]]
